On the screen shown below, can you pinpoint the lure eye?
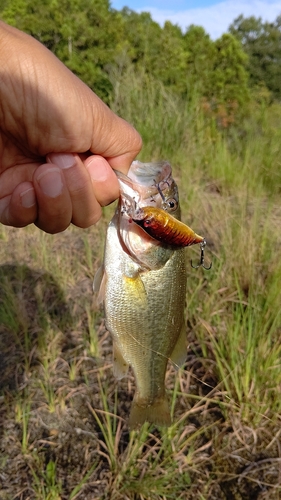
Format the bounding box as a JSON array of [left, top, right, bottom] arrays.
[[143, 219, 152, 227], [165, 198, 178, 212]]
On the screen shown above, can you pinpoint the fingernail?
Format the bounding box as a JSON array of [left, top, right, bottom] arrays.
[[20, 188, 36, 208], [87, 158, 109, 182], [47, 153, 76, 169], [37, 168, 63, 198]]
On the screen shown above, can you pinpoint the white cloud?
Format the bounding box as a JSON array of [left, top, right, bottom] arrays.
[[139, 0, 281, 39]]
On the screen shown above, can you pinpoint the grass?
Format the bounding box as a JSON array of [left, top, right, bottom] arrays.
[[1, 77, 281, 499]]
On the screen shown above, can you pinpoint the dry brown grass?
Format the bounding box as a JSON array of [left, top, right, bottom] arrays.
[[0, 176, 281, 499]]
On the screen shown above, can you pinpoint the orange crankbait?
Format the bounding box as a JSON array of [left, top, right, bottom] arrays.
[[132, 206, 204, 247]]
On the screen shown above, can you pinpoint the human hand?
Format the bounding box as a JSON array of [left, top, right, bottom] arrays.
[[0, 21, 142, 233]]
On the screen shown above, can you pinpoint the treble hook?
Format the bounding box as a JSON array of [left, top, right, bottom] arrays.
[[191, 238, 212, 270]]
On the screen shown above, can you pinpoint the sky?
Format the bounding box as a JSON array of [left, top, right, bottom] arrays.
[[110, 0, 281, 39]]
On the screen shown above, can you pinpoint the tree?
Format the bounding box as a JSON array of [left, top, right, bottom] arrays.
[[229, 14, 281, 100], [146, 21, 187, 93], [212, 34, 249, 104], [1, 0, 123, 100], [1, 0, 251, 116], [209, 33, 249, 125], [183, 28, 249, 125], [118, 9, 162, 70], [184, 25, 216, 94]]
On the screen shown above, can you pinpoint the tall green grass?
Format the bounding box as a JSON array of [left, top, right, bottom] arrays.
[[110, 67, 281, 198], [0, 74, 281, 499]]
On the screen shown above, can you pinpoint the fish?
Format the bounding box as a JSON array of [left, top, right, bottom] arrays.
[[94, 160, 203, 429]]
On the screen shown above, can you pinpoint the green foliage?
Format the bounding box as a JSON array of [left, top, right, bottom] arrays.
[[148, 21, 188, 92], [118, 8, 162, 67], [1, 0, 250, 115], [184, 25, 216, 94], [209, 33, 249, 125], [230, 14, 281, 99], [1, 0, 122, 100], [114, 10, 188, 92], [3, 0, 281, 111], [212, 34, 249, 104]]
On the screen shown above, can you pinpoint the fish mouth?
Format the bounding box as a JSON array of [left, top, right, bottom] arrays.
[[115, 170, 141, 206], [127, 160, 172, 186], [115, 160, 174, 204]]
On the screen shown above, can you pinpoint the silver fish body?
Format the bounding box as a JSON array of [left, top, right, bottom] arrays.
[[96, 161, 187, 428]]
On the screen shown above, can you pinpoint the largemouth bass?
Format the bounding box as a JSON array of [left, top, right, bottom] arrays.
[[95, 161, 202, 429]]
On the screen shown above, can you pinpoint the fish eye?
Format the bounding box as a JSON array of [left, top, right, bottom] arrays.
[[165, 198, 178, 211]]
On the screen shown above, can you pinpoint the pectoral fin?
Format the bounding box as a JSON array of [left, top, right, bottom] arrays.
[[113, 342, 129, 380], [170, 322, 187, 369], [93, 265, 106, 305], [123, 274, 147, 306]]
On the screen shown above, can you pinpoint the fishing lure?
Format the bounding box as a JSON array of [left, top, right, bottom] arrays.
[[132, 206, 212, 270], [132, 206, 204, 247]]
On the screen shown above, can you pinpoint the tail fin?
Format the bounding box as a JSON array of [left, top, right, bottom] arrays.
[[128, 394, 171, 430]]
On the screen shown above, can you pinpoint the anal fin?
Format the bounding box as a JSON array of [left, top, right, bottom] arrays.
[[170, 322, 187, 369], [113, 342, 129, 380]]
